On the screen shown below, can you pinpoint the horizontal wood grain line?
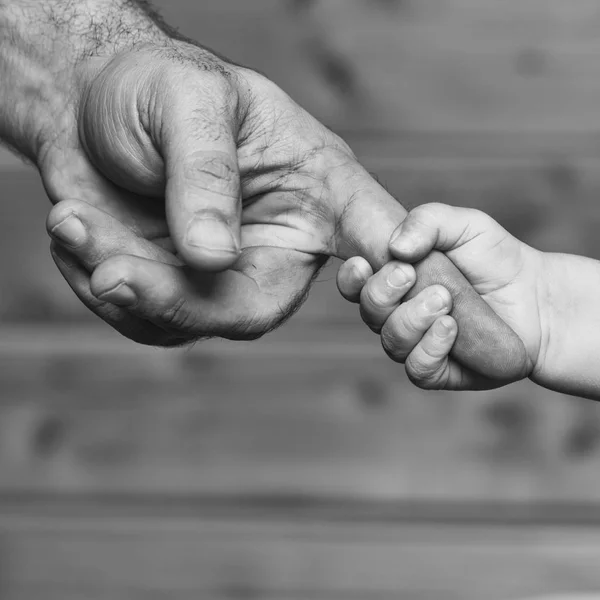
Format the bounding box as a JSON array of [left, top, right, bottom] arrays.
[[5, 518, 600, 599], [2, 587, 400, 600], [0, 324, 378, 358], [0, 494, 600, 528], [336, 131, 600, 160]]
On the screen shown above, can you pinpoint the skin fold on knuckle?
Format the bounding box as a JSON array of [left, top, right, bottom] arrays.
[[360, 309, 383, 334], [406, 354, 444, 390], [362, 284, 392, 313], [175, 154, 240, 221], [157, 294, 199, 333], [406, 204, 443, 241], [155, 43, 239, 100], [380, 329, 408, 364], [217, 311, 271, 342], [181, 153, 239, 194], [400, 305, 424, 339]]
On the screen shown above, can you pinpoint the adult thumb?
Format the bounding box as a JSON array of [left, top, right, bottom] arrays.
[[161, 80, 242, 272]]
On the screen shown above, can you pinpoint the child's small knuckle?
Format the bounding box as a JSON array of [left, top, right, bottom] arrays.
[[415, 203, 442, 223], [403, 307, 422, 336], [363, 286, 388, 310], [406, 357, 440, 390], [380, 330, 406, 363], [406, 357, 429, 386]]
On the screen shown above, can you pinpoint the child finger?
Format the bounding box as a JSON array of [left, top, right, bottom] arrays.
[[337, 257, 373, 303], [404, 316, 458, 389], [359, 261, 416, 332], [389, 203, 494, 262], [380, 285, 452, 362]]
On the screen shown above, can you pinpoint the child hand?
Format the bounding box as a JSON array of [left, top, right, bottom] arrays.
[[337, 203, 545, 391]]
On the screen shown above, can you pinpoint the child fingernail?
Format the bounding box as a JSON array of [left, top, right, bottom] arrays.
[[390, 224, 406, 246], [387, 266, 412, 289], [95, 282, 138, 307], [51, 214, 87, 248], [436, 317, 455, 336], [425, 292, 448, 314], [351, 261, 370, 282], [390, 226, 417, 255]]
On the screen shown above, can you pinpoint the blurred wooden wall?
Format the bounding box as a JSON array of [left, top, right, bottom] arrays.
[[2, 1, 600, 598]]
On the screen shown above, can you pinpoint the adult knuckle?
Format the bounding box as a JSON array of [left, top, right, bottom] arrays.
[[196, 65, 236, 93], [201, 72, 238, 112], [166, 77, 238, 136], [183, 152, 236, 180], [160, 43, 236, 89], [220, 316, 268, 342], [327, 133, 357, 162], [311, 143, 359, 185], [181, 152, 240, 200], [159, 295, 197, 332]]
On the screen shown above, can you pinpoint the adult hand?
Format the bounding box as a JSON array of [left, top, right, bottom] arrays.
[[42, 39, 397, 345]]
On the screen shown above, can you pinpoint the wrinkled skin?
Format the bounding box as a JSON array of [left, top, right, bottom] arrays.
[[41, 40, 408, 346]]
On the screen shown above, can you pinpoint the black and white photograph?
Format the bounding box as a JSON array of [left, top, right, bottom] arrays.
[[0, 1, 599, 598]]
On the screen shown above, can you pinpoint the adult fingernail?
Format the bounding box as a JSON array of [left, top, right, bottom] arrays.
[[95, 282, 137, 307], [186, 217, 240, 255], [436, 316, 455, 336], [51, 214, 86, 248], [387, 265, 412, 289], [425, 292, 448, 315]]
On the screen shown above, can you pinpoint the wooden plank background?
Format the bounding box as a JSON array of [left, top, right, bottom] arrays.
[[2, 0, 600, 597]]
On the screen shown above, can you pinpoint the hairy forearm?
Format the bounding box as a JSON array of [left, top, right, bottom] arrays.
[[534, 252, 600, 400], [0, 0, 170, 161]]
